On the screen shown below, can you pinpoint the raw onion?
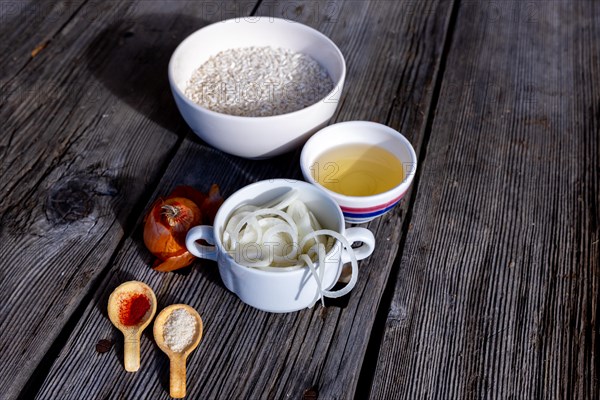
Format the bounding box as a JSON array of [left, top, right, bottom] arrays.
[[222, 190, 361, 304]]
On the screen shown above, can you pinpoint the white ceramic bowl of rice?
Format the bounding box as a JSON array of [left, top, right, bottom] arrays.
[[168, 18, 346, 159]]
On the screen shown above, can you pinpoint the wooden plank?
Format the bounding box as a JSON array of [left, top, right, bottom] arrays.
[[0, 0, 88, 83], [34, 1, 456, 399], [0, 1, 257, 398], [370, 1, 600, 399]]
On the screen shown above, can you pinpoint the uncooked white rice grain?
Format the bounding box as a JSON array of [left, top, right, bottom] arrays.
[[185, 46, 334, 117]]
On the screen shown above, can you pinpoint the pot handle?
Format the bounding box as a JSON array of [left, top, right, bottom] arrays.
[[319, 227, 376, 300], [186, 226, 218, 261], [341, 227, 375, 264]]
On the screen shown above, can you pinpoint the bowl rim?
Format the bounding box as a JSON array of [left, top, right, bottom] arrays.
[[168, 17, 347, 121], [300, 121, 418, 205]]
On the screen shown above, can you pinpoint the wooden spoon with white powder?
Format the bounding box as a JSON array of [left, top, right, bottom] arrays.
[[153, 304, 203, 398]]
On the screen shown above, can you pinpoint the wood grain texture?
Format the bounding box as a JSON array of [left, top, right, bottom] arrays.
[[34, 1, 456, 399], [0, 1, 243, 398], [0, 0, 88, 83], [370, 1, 600, 399]]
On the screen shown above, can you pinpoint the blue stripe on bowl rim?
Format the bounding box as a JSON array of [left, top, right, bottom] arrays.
[[341, 200, 401, 220]]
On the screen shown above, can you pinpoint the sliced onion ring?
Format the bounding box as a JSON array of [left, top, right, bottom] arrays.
[[299, 229, 359, 299], [222, 191, 362, 304]]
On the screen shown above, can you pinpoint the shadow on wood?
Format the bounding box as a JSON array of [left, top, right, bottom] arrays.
[[84, 14, 210, 136]]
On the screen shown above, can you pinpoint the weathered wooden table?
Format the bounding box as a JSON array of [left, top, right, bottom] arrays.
[[1, 1, 598, 399]]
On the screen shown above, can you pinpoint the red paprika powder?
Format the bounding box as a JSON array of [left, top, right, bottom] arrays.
[[119, 293, 151, 326]]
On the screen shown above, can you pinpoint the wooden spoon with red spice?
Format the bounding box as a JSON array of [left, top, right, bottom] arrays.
[[107, 281, 157, 372]]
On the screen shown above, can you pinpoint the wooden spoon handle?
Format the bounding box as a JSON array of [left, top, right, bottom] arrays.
[[170, 356, 187, 398], [124, 334, 141, 372]]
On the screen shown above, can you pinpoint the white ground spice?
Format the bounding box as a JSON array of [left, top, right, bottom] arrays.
[[185, 46, 334, 117], [163, 308, 197, 353]]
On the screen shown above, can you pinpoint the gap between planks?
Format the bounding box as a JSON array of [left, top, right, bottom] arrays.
[[355, 0, 461, 398], [15, 1, 264, 398]]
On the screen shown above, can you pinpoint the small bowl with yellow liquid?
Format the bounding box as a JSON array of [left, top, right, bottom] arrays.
[[300, 121, 417, 224]]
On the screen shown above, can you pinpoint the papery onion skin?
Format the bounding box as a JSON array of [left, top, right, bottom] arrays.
[[143, 184, 223, 272], [169, 186, 207, 210], [201, 184, 224, 224], [152, 251, 196, 272], [143, 197, 202, 261]]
